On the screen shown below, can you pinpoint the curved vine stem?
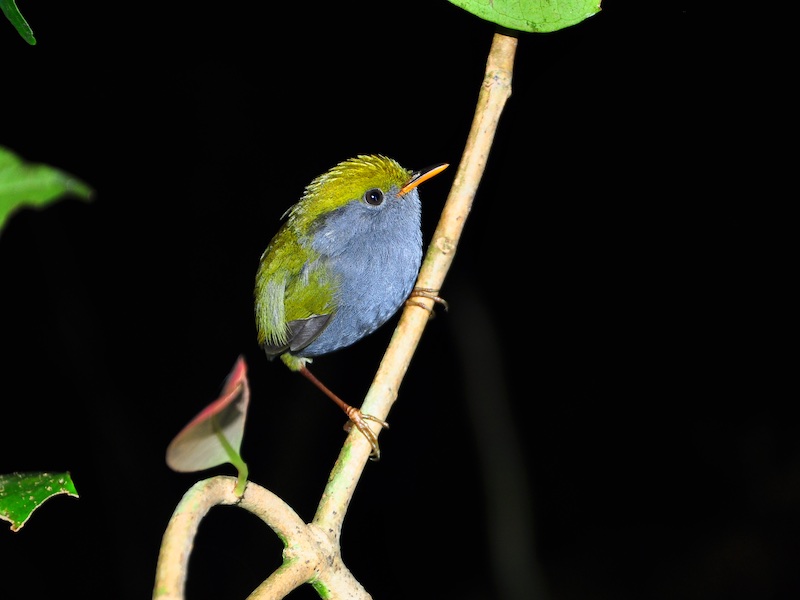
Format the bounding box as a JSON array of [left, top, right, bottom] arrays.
[[153, 477, 370, 600]]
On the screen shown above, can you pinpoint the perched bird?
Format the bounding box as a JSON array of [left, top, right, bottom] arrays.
[[254, 154, 449, 460]]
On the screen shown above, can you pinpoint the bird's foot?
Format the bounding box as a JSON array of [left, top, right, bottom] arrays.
[[406, 287, 449, 317], [343, 407, 389, 461]]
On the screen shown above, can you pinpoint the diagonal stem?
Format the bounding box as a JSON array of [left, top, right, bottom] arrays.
[[312, 29, 519, 542]]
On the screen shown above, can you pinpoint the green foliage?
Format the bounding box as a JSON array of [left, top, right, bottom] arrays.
[[0, 146, 93, 236], [0, 0, 35, 44], [448, 0, 601, 33], [0, 148, 90, 532], [0, 472, 79, 532]]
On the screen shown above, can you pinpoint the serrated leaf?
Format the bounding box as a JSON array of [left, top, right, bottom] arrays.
[[0, 472, 79, 532], [0, 146, 94, 236], [448, 0, 601, 33]]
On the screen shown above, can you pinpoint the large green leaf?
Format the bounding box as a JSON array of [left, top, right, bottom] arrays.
[[0, 146, 93, 236], [448, 0, 601, 33]]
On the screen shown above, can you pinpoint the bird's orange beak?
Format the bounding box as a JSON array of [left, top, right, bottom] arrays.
[[399, 163, 449, 196]]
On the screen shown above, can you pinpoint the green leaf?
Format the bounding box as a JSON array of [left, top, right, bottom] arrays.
[[0, 146, 93, 236], [448, 0, 602, 33], [0, 0, 36, 45], [0, 472, 79, 532]]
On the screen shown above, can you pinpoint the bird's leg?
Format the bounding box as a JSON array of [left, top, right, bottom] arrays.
[[406, 287, 449, 317], [298, 365, 388, 461]]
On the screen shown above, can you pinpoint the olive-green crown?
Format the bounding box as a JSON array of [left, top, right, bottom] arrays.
[[284, 155, 412, 224]]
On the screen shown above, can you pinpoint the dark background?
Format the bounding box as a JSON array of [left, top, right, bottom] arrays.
[[3, 2, 795, 600]]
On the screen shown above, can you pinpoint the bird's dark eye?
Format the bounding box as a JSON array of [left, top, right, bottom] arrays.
[[364, 188, 384, 206]]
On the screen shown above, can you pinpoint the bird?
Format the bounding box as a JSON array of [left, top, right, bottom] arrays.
[[254, 154, 449, 460]]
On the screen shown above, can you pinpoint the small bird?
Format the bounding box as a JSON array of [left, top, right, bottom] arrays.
[[254, 155, 449, 460]]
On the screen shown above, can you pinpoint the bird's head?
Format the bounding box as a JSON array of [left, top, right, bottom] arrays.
[[284, 155, 448, 247]]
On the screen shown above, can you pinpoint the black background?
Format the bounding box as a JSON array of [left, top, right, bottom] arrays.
[[3, 2, 795, 600]]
